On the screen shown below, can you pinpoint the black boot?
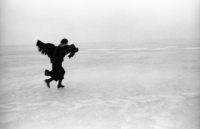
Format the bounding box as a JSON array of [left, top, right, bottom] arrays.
[[44, 79, 51, 88], [57, 80, 64, 88], [57, 85, 65, 88]]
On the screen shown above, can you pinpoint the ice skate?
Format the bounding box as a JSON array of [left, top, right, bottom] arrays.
[[44, 79, 51, 88], [57, 84, 65, 88]]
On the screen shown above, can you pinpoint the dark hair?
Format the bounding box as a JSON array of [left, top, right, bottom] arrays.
[[61, 38, 68, 44]]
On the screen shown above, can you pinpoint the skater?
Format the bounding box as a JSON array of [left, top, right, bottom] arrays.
[[36, 38, 79, 88]]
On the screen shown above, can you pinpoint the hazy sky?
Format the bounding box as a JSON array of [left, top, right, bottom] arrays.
[[0, 0, 199, 48]]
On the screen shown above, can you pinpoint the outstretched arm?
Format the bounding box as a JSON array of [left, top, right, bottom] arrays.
[[61, 44, 79, 58], [68, 44, 79, 58], [36, 40, 56, 58]]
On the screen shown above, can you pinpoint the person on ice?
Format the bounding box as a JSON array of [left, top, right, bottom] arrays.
[[36, 38, 79, 88]]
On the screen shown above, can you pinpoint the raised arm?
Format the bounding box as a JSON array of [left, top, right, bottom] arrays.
[[36, 40, 56, 58]]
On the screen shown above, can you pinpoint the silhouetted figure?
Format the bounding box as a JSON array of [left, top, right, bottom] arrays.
[[36, 38, 79, 88]]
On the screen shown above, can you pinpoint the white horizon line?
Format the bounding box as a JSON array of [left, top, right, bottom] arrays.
[[85, 47, 200, 51]]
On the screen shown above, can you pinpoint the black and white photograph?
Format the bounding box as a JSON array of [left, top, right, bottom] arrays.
[[0, 0, 199, 129]]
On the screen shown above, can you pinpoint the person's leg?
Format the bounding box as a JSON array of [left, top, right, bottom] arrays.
[[45, 78, 53, 88], [57, 79, 65, 88], [57, 67, 65, 88]]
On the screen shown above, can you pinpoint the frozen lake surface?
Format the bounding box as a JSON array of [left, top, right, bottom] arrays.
[[0, 45, 199, 129]]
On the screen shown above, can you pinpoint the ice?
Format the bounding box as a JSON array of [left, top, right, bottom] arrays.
[[0, 45, 199, 129]]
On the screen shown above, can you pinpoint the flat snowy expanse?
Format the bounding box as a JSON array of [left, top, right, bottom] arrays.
[[0, 45, 199, 129]]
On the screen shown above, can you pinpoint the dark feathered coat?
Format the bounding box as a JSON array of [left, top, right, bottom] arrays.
[[36, 40, 79, 81]]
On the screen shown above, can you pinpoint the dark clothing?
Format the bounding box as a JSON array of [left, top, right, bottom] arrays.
[[36, 40, 79, 82], [48, 46, 66, 81], [49, 63, 65, 81]]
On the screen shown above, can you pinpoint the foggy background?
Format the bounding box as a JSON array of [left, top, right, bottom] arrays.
[[0, 0, 200, 129], [0, 0, 199, 48]]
